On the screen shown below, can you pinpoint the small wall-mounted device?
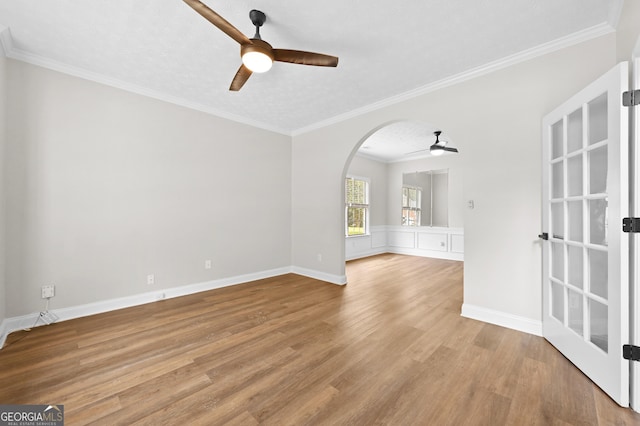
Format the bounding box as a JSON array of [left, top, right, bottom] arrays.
[[468, 200, 475, 209], [41, 285, 55, 299]]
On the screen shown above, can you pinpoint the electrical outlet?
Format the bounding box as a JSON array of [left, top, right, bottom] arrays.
[[41, 285, 55, 299], [317, 253, 322, 262], [205, 260, 212, 270], [147, 274, 155, 285]]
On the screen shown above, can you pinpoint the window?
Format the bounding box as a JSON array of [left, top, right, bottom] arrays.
[[402, 186, 422, 226], [345, 176, 369, 236]]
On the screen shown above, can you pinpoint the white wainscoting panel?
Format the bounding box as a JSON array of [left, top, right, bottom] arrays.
[[417, 233, 447, 251], [388, 231, 416, 248], [345, 226, 464, 261], [451, 233, 464, 253], [345, 226, 387, 260], [371, 230, 387, 248]]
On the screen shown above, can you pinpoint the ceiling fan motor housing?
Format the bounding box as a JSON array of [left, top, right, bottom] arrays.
[[242, 39, 273, 57]]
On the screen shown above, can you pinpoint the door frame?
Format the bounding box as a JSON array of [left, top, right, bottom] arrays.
[[630, 53, 640, 412]]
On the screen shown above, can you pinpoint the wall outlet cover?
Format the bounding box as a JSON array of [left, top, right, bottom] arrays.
[[41, 285, 55, 299]]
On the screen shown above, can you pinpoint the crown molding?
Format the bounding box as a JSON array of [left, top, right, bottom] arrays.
[[291, 22, 615, 136], [1, 21, 616, 138], [0, 28, 291, 136]]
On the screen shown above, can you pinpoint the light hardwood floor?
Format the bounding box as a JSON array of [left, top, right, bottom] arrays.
[[1, 254, 639, 425]]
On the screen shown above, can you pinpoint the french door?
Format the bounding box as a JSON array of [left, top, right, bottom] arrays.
[[541, 62, 629, 406]]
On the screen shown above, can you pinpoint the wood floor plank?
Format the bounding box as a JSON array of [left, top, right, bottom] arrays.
[[1, 253, 639, 425]]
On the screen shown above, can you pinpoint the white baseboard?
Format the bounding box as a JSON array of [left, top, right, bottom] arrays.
[[461, 303, 543, 337], [387, 247, 464, 262], [345, 247, 387, 261], [0, 266, 293, 349], [290, 266, 347, 285], [0, 320, 7, 349]]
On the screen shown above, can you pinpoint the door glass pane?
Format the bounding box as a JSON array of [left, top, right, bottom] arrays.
[[552, 162, 564, 199], [552, 242, 564, 281], [568, 289, 583, 336], [567, 155, 583, 196], [567, 245, 583, 289], [551, 202, 564, 239], [552, 281, 564, 322], [588, 146, 608, 194], [589, 198, 608, 246], [567, 201, 583, 242], [588, 93, 608, 145], [589, 299, 608, 353], [589, 249, 608, 299], [552, 120, 563, 159], [567, 109, 583, 153]]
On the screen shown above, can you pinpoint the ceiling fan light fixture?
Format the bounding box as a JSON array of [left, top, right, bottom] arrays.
[[242, 51, 273, 73], [430, 145, 445, 156], [241, 40, 274, 73]]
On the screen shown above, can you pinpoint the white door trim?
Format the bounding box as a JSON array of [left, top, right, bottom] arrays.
[[630, 54, 640, 413]]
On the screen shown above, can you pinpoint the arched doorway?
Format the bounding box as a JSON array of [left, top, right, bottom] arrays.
[[341, 120, 464, 281]]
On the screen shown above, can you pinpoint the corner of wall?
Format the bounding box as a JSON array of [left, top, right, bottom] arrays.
[[615, 0, 640, 62], [0, 27, 7, 347], [0, 26, 8, 58], [0, 321, 8, 349]]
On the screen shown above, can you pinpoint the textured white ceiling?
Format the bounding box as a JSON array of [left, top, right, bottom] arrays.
[[358, 122, 453, 163], [0, 0, 620, 135]]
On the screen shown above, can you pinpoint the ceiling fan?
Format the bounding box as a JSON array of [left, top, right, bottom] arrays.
[[404, 130, 459, 157], [429, 131, 459, 156], [183, 0, 339, 91]]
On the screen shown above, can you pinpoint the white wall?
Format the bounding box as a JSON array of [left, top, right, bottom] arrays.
[[4, 60, 292, 317], [291, 34, 617, 327], [0, 42, 6, 327], [616, 0, 640, 61]]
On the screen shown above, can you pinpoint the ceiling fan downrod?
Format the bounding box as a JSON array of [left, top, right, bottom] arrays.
[[249, 9, 266, 40]]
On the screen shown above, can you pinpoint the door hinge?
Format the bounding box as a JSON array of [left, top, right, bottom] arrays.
[[623, 345, 640, 361], [623, 217, 640, 233], [623, 90, 640, 107]]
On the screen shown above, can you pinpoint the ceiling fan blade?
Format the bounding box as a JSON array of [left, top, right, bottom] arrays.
[[273, 49, 338, 67], [404, 149, 429, 155], [443, 147, 459, 153], [229, 64, 252, 91], [183, 0, 251, 45]]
